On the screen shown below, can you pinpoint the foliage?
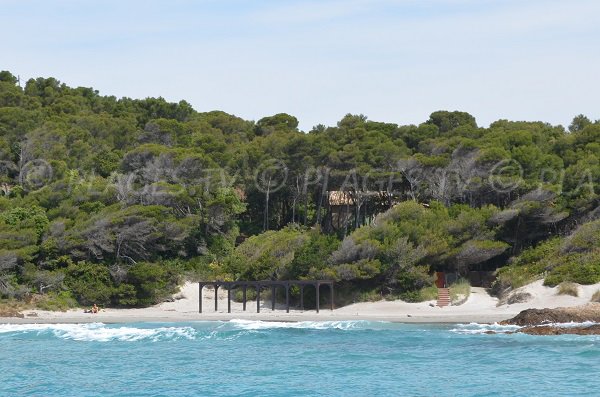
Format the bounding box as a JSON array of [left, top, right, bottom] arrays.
[[449, 278, 471, 304], [496, 221, 600, 291], [34, 291, 78, 311], [1, 70, 600, 307], [418, 286, 439, 302], [64, 261, 113, 305], [557, 282, 579, 297], [225, 226, 338, 281]]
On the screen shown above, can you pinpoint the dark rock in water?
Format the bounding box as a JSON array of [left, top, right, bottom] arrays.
[[501, 303, 600, 326], [519, 324, 600, 335]]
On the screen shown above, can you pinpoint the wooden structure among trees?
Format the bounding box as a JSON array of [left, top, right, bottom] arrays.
[[326, 190, 401, 231], [198, 280, 334, 314], [0, 183, 12, 196]]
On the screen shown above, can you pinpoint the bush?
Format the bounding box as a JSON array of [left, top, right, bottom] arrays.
[[544, 252, 600, 286], [502, 291, 533, 305], [356, 288, 383, 302], [561, 220, 600, 253], [34, 291, 77, 311], [449, 279, 471, 304], [395, 265, 433, 294], [113, 283, 138, 306], [234, 287, 257, 302], [418, 286, 439, 301], [399, 290, 423, 303], [65, 261, 114, 306], [0, 300, 26, 317], [591, 290, 600, 303], [494, 238, 559, 293], [125, 262, 179, 307], [557, 282, 579, 297]]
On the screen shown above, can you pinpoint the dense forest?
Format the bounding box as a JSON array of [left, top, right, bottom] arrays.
[[0, 70, 599, 309]]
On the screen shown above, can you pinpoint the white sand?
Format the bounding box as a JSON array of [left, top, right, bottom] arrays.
[[4, 280, 599, 324]]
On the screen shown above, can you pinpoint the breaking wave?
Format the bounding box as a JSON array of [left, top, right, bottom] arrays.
[[0, 320, 394, 342], [0, 323, 196, 342], [450, 321, 600, 335], [226, 319, 390, 331], [450, 322, 522, 334]]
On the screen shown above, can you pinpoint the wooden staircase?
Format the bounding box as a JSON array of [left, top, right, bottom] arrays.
[[437, 288, 450, 307]]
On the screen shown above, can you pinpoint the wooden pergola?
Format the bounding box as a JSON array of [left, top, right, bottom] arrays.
[[198, 280, 334, 314]]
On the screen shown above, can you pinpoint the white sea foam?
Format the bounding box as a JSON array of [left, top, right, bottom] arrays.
[[227, 319, 385, 331], [538, 321, 600, 328], [449, 322, 522, 334], [0, 323, 196, 342], [450, 321, 600, 335]]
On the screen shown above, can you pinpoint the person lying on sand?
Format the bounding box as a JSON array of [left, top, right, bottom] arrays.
[[84, 304, 99, 314]]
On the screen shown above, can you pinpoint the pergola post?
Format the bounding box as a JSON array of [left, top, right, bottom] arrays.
[[256, 285, 261, 313], [316, 282, 320, 313], [198, 280, 333, 315], [227, 285, 231, 313], [330, 283, 334, 311], [242, 285, 247, 311], [285, 282, 290, 313], [271, 286, 276, 311], [214, 284, 219, 312], [199, 283, 203, 313]]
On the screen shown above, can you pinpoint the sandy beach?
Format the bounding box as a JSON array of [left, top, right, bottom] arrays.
[[2, 280, 599, 324]]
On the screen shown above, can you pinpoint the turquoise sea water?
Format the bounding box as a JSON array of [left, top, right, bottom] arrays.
[[1, 320, 599, 397]]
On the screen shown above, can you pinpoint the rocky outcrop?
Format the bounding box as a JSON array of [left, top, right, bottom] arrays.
[[519, 324, 600, 335], [501, 303, 600, 326], [495, 303, 600, 335]]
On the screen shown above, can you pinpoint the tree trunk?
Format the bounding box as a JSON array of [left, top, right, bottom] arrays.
[[263, 175, 272, 231]]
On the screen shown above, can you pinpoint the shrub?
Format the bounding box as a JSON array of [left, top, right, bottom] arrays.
[[113, 283, 138, 306], [65, 261, 114, 306], [418, 286, 439, 302], [399, 290, 423, 303], [234, 288, 257, 302], [357, 289, 383, 302], [506, 291, 532, 305], [557, 282, 579, 297], [544, 251, 600, 286], [494, 238, 559, 292], [34, 291, 77, 311], [395, 265, 433, 295], [561, 220, 600, 254], [125, 262, 179, 306], [449, 279, 471, 304]]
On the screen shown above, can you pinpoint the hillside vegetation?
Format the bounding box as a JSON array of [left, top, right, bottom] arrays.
[[0, 71, 599, 308]]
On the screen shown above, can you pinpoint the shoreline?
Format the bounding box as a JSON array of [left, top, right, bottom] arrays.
[[2, 279, 598, 326], [0, 312, 513, 325]]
